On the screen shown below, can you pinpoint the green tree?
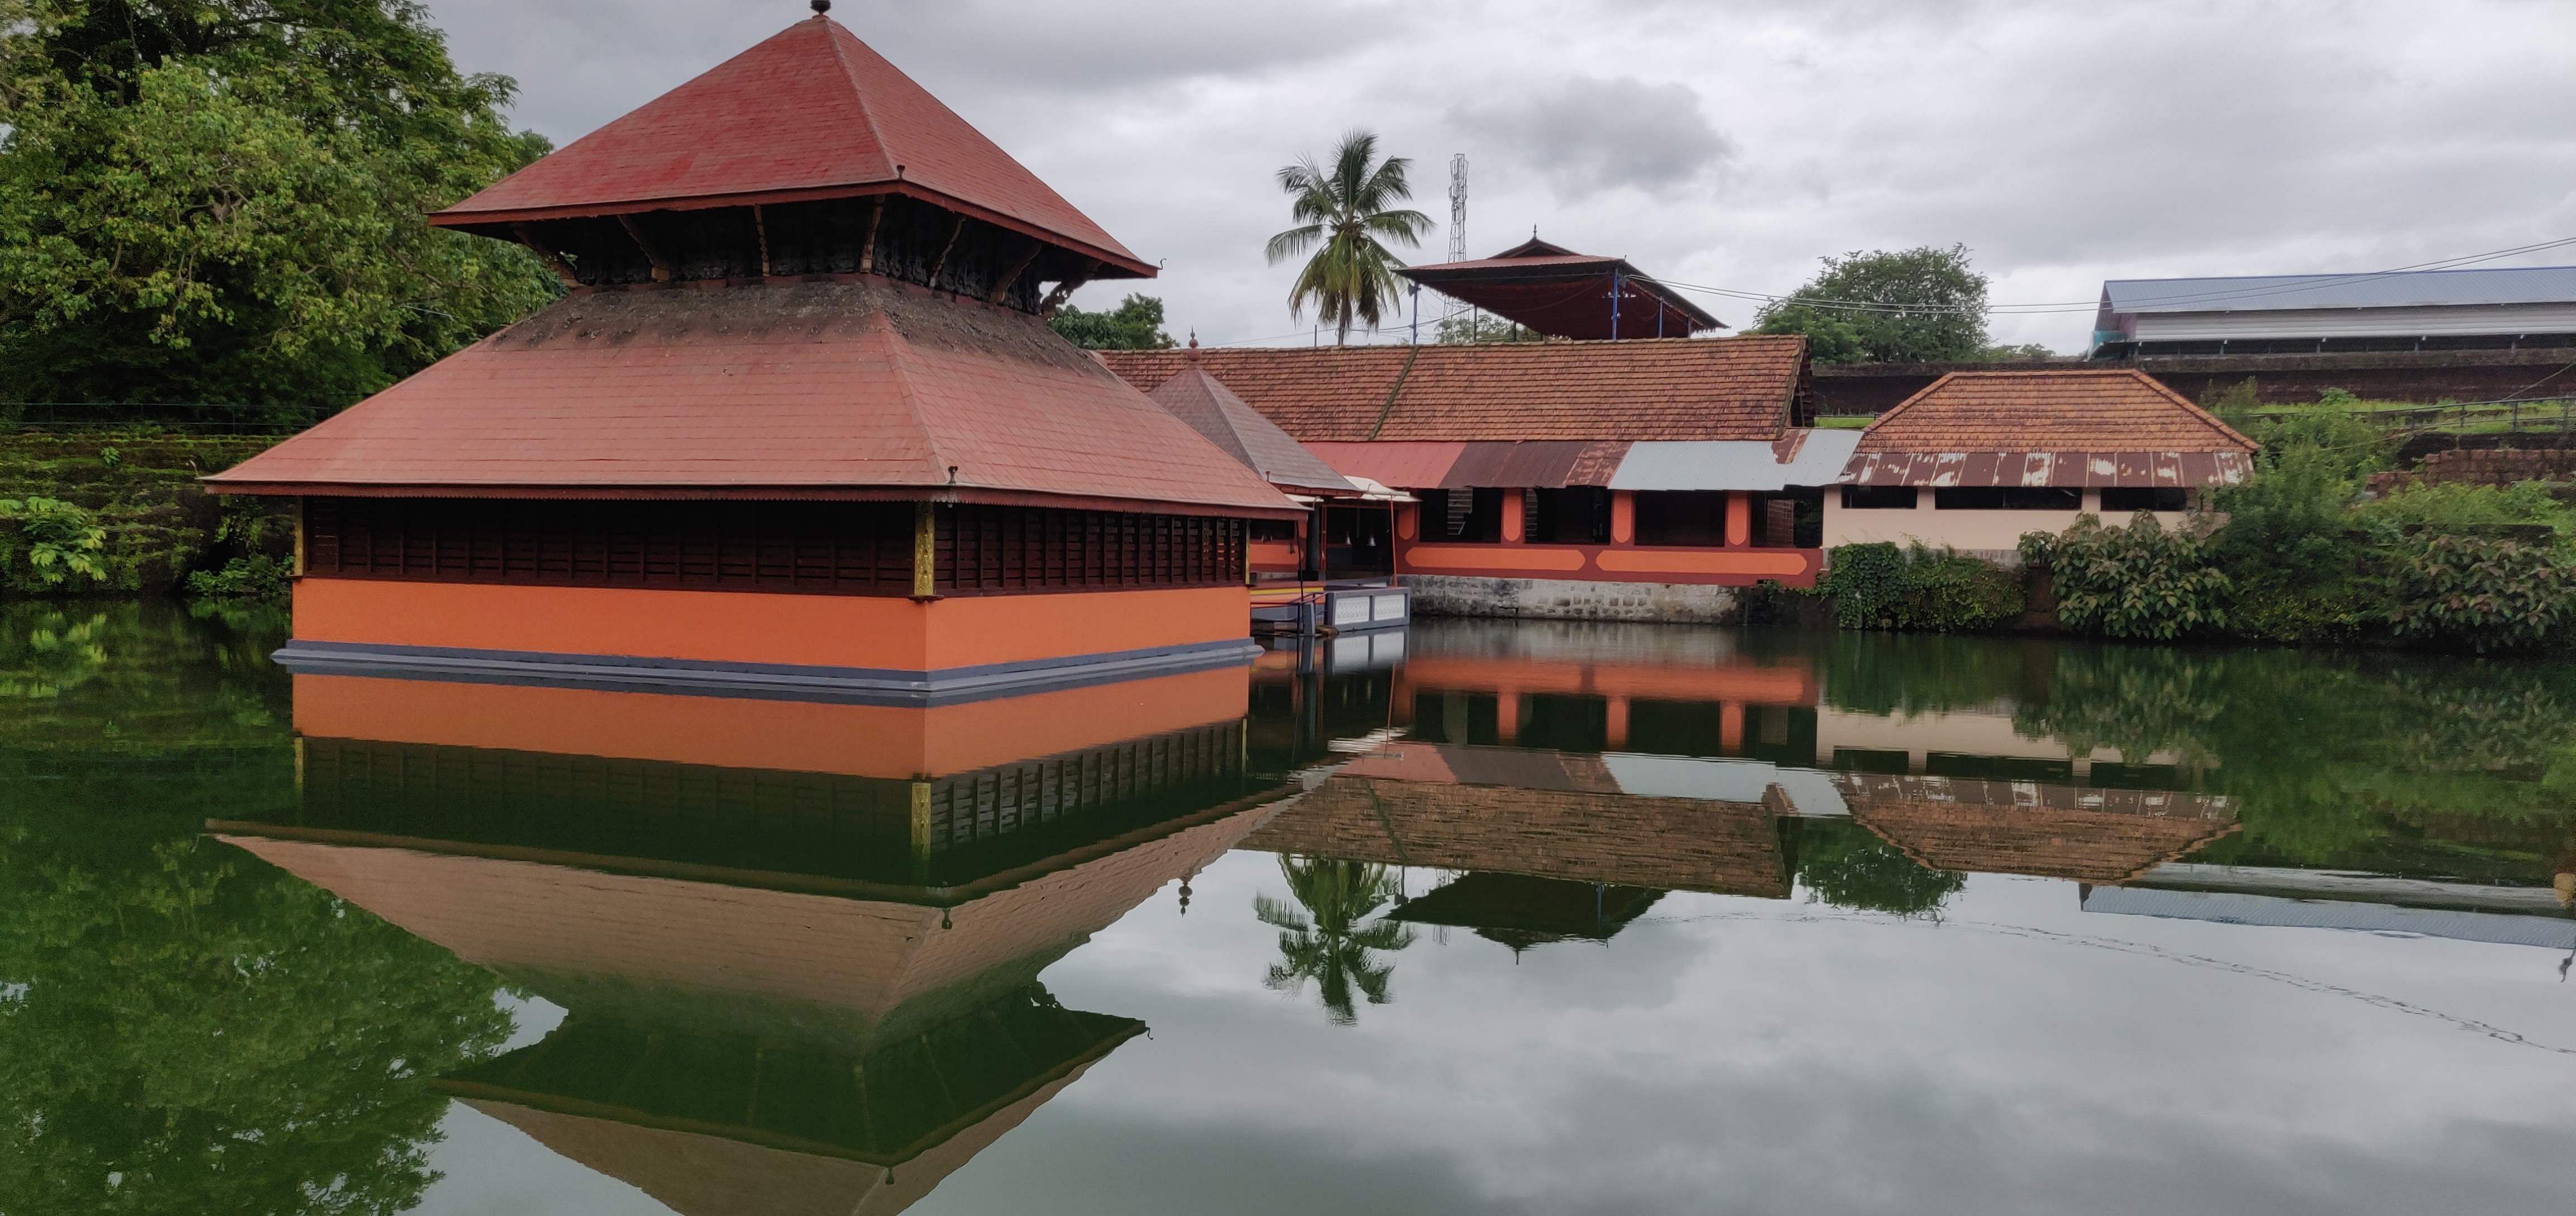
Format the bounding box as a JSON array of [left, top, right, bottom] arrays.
[[1265, 130, 1434, 346], [1798, 819, 1964, 918], [1048, 292, 1178, 350], [1253, 855, 1415, 1025], [0, 0, 560, 410], [1435, 312, 1540, 345], [1751, 244, 1991, 364]]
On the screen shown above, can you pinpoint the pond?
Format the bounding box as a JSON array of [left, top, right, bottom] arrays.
[[4, 601, 2573, 1215]]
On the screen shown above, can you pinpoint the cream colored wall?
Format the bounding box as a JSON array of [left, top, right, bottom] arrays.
[[1813, 705, 2185, 775], [1822, 489, 2205, 555]]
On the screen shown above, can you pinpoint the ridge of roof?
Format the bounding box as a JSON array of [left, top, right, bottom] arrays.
[[430, 17, 1146, 273], [1858, 368, 2256, 454]]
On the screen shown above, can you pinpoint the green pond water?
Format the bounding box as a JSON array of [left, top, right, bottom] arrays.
[[4, 601, 2575, 1214]]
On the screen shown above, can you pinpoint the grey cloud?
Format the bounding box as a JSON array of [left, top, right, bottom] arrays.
[[1449, 74, 1737, 201]]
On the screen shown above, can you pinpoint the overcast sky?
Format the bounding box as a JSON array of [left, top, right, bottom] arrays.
[[423, 0, 2576, 353]]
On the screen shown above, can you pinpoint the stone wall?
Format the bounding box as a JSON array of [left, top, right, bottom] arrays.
[[1402, 573, 1743, 623], [2367, 446, 2576, 493], [1810, 347, 2576, 414]]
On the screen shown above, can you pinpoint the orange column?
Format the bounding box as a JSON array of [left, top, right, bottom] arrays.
[[1501, 490, 1525, 543], [1610, 491, 1636, 544], [1719, 700, 1745, 752], [1724, 491, 1751, 548], [1606, 696, 1630, 750], [1496, 690, 1521, 743]]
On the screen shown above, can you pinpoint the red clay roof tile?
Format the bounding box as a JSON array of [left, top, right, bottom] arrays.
[[208, 279, 1297, 517], [432, 16, 1145, 273], [1144, 364, 1358, 494], [1100, 335, 1805, 443], [1857, 369, 2257, 455]]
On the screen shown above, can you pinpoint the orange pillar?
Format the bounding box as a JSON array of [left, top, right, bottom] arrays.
[[1724, 491, 1750, 548], [1719, 700, 1745, 752], [1606, 696, 1630, 750], [1496, 690, 1521, 743], [1610, 491, 1636, 544], [1501, 489, 1525, 543]]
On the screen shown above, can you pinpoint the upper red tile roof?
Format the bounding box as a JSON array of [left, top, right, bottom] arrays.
[[430, 16, 1147, 274], [1098, 335, 1806, 443], [1144, 362, 1359, 495], [1857, 369, 2257, 455], [1396, 238, 1722, 338], [209, 279, 1298, 518]]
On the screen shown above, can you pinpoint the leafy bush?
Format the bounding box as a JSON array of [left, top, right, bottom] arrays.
[[2386, 533, 2574, 653], [2207, 428, 2377, 642], [2025, 512, 2229, 640], [0, 497, 110, 592], [2359, 481, 2573, 538], [184, 555, 292, 604], [1821, 543, 2022, 632]]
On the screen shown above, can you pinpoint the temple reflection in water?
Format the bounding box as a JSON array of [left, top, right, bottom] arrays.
[[213, 669, 1295, 1216]]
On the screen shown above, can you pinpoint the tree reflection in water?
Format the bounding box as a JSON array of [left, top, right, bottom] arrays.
[[1254, 856, 1417, 1025], [1796, 818, 1967, 919]]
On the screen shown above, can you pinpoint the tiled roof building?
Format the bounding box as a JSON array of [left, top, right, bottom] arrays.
[[209, 9, 1295, 702]]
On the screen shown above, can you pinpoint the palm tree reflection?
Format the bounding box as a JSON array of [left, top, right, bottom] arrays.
[[1254, 856, 1417, 1024]]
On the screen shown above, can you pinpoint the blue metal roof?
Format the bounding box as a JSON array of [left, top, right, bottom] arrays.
[[2101, 264, 2576, 315]]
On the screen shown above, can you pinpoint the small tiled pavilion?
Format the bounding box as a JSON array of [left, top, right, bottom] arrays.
[[209, 8, 1298, 702], [1829, 369, 2258, 560]]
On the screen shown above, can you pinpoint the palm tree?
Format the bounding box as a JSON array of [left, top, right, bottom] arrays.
[[1253, 855, 1417, 1024], [1265, 131, 1434, 346]]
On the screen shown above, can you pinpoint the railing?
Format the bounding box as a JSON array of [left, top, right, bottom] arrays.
[[0, 401, 324, 434]]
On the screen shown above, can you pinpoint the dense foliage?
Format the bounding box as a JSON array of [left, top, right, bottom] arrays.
[[1750, 244, 1991, 364], [2024, 512, 2231, 641], [1048, 293, 1178, 350], [2386, 533, 2575, 653], [1435, 313, 1541, 344], [0, 431, 291, 597], [0, 496, 110, 590], [1819, 542, 2023, 631], [1794, 818, 1964, 918], [0, 0, 558, 408]]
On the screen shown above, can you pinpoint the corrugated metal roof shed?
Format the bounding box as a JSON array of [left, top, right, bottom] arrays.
[[2103, 265, 2576, 314], [1609, 430, 1859, 491]]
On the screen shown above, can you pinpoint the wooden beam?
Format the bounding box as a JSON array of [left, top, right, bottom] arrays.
[[509, 223, 579, 287], [911, 501, 936, 598], [1039, 258, 1100, 317], [616, 213, 672, 282], [751, 204, 771, 277], [986, 239, 1044, 305], [924, 215, 965, 290], [859, 197, 884, 273]]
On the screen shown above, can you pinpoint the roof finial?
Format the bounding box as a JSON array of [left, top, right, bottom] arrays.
[[811, 0, 830, 15], [1185, 330, 1200, 361]]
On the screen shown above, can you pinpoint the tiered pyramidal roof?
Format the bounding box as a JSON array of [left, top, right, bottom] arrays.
[[433, 10, 1148, 276], [211, 11, 1293, 517]]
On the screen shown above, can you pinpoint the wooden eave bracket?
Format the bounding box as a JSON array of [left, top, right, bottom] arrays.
[[509, 224, 580, 288], [925, 215, 966, 290], [616, 214, 674, 282], [1039, 258, 1101, 317], [987, 239, 1044, 305]]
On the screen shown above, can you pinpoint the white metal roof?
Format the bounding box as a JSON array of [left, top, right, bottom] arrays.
[[1607, 429, 1861, 492], [2101, 264, 2576, 315]]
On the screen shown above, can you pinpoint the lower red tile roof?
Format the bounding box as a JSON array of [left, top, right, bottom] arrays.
[[209, 279, 1298, 519], [1856, 370, 2257, 460], [1099, 335, 1805, 443]]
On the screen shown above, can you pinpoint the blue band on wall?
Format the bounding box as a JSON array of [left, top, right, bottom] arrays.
[[273, 637, 1260, 707]]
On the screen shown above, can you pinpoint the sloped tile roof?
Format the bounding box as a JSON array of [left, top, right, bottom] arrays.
[[1098, 335, 1805, 442], [1835, 773, 2240, 883], [209, 279, 1298, 517], [431, 16, 1145, 273], [1144, 363, 1359, 494], [1857, 369, 2257, 454]]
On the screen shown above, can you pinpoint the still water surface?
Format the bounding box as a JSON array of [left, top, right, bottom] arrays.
[[5, 602, 2574, 1214]]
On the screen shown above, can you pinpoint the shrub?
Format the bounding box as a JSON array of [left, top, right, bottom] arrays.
[[1820, 543, 2022, 633], [2026, 512, 2229, 640], [2386, 533, 2574, 653], [2359, 481, 2573, 538], [184, 554, 292, 603], [0, 497, 111, 592]]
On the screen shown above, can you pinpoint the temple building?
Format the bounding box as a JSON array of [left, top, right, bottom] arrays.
[[207, 6, 1298, 702], [1830, 369, 2258, 561], [1103, 336, 1855, 620]]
